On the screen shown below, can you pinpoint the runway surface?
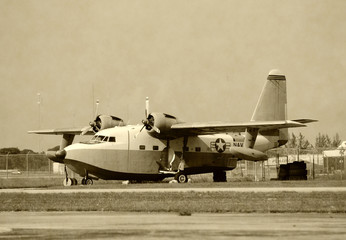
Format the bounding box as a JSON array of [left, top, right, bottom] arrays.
[[0, 212, 345, 239], [1, 186, 346, 193]]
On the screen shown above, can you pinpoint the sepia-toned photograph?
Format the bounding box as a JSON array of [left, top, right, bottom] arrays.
[[0, 0, 345, 239]]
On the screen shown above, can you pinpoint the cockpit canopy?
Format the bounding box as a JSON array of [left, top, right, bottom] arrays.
[[88, 135, 116, 143]]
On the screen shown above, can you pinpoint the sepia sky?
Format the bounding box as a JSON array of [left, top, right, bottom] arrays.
[[0, 0, 345, 151]]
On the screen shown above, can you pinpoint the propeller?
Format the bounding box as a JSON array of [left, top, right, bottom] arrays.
[[136, 97, 160, 138]]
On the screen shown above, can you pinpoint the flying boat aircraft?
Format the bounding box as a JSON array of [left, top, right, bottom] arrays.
[[29, 69, 316, 186]]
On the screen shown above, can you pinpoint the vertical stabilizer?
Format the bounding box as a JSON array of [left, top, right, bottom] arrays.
[[251, 70, 288, 147], [251, 69, 287, 121]]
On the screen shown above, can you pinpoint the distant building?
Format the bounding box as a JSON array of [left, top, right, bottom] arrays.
[[323, 141, 346, 172]]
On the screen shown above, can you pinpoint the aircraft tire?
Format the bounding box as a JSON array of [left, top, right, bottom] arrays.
[[72, 178, 78, 185], [85, 178, 93, 185], [175, 173, 188, 183], [81, 178, 86, 185], [63, 178, 73, 187]]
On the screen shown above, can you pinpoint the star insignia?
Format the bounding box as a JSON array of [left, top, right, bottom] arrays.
[[215, 138, 226, 153]]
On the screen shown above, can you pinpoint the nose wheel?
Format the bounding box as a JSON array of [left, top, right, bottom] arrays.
[[63, 165, 78, 186], [63, 177, 77, 186]]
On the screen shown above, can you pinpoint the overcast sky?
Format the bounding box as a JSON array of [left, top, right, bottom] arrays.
[[0, 0, 345, 151]]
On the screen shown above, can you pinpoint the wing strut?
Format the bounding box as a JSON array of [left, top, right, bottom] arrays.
[[178, 136, 188, 171]]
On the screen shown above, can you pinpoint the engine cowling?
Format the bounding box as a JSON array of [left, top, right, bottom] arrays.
[[145, 112, 181, 139], [91, 115, 125, 132]]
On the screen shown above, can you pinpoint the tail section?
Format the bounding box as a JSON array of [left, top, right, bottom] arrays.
[[251, 69, 287, 122], [250, 69, 288, 149]]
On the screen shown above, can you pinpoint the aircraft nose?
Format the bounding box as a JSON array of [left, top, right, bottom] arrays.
[[56, 150, 66, 160]]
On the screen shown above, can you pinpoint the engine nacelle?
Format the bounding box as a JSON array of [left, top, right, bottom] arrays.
[[146, 112, 181, 139], [92, 115, 125, 132]]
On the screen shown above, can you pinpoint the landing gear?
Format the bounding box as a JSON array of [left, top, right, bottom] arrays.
[[63, 165, 77, 186], [174, 136, 189, 183], [175, 172, 188, 183], [63, 177, 73, 186], [62, 165, 79, 186], [81, 177, 93, 185], [81, 170, 93, 185], [72, 178, 78, 185], [62, 177, 77, 186]]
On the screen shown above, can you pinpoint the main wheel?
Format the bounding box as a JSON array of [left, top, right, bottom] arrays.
[[175, 173, 188, 183], [72, 178, 78, 185], [85, 178, 93, 185], [63, 178, 73, 187]]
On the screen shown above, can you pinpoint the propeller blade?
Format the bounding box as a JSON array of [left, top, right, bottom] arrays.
[[152, 125, 160, 134], [81, 126, 92, 135], [135, 125, 146, 139]]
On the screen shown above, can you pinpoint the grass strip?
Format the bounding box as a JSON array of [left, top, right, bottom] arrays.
[[1, 191, 345, 213]]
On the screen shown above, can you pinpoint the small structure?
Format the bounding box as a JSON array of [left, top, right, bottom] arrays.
[[278, 161, 308, 180], [323, 141, 346, 173]]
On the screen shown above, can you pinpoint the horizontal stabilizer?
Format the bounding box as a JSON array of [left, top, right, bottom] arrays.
[[291, 119, 318, 124]]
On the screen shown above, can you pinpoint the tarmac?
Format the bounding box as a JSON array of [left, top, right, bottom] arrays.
[[1, 186, 346, 193], [1, 187, 346, 239], [0, 212, 346, 239]]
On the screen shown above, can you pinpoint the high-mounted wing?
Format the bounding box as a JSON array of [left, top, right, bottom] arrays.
[[28, 114, 125, 136], [170, 119, 317, 136], [28, 128, 94, 135]]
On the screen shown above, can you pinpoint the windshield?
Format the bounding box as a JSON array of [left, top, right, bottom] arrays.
[[87, 135, 116, 144], [89, 135, 106, 143]]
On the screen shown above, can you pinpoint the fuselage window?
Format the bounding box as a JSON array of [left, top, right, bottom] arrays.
[[109, 137, 116, 142], [139, 145, 145, 150], [103, 136, 109, 142], [153, 146, 159, 151], [195, 147, 201, 152]]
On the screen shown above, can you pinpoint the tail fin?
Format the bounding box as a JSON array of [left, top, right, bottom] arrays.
[[251, 69, 287, 121], [251, 69, 288, 146]]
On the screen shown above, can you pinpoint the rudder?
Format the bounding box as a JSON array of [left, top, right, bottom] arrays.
[[251, 69, 287, 122], [251, 69, 288, 146]]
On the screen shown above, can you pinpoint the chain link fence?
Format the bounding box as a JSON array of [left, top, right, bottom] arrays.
[[232, 148, 345, 181], [0, 154, 56, 178], [0, 148, 345, 181]]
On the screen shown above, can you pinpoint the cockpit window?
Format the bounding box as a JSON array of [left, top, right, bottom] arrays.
[[87, 135, 116, 144], [90, 135, 106, 142]]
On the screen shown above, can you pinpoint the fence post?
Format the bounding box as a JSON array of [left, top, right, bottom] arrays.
[[6, 153, 9, 179]]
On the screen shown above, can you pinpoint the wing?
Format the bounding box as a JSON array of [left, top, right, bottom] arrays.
[[171, 119, 317, 136], [28, 127, 94, 135]]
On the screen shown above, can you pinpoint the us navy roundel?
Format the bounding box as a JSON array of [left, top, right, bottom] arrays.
[[215, 138, 226, 153]]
